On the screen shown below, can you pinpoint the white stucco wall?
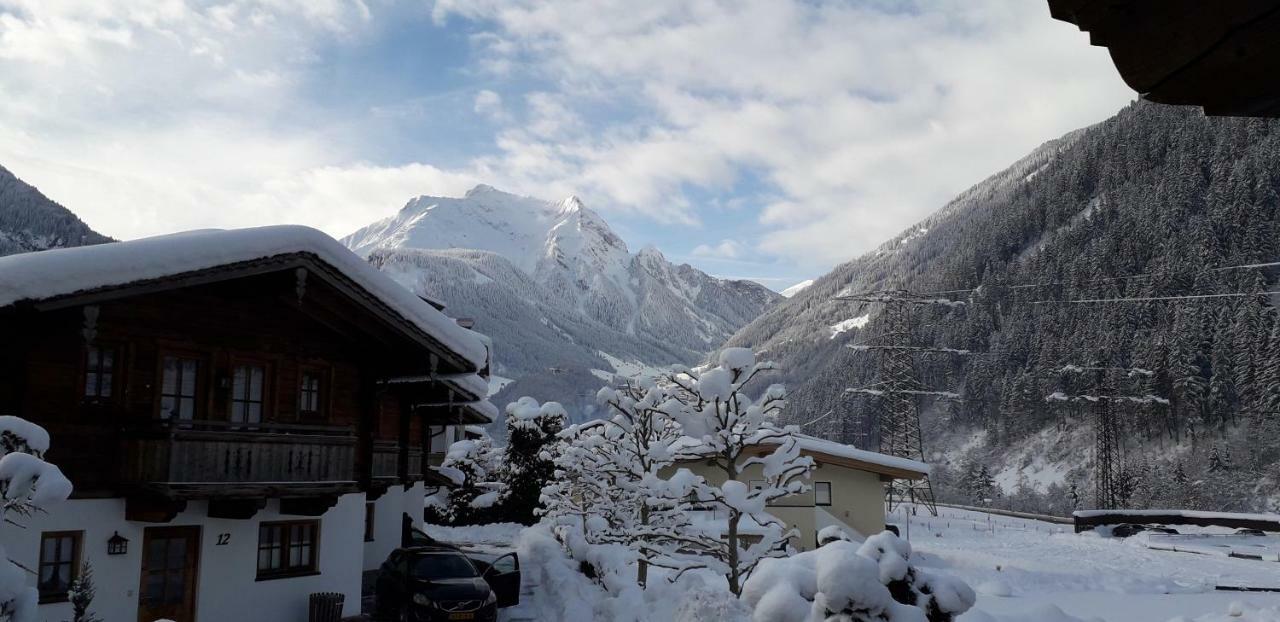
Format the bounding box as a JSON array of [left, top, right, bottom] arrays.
[[0, 495, 365, 622], [673, 457, 890, 551], [363, 482, 427, 571]]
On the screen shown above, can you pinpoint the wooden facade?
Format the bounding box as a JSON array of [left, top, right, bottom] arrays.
[[0, 255, 491, 517]]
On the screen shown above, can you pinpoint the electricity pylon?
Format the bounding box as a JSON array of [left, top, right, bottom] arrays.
[[836, 289, 969, 517], [1045, 364, 1166, 509]]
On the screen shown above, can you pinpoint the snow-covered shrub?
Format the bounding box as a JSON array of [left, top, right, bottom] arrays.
[[665, 348, 816, 595], [0, 415, 73, 622], [817, 525, 863, 546], [424, 436, 505, 525], [499, 397, 566, 524], [542, 380, 696, 586], [742, 532, 974, 622], [516, 524, 752, 622]]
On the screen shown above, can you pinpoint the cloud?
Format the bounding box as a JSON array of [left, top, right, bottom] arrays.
[[0, 0, 1135, 280], [0, 0, 395, 239], [434, 0, 1135, 269], [473, 89, 507, 121], [691, 239, 746, 260]]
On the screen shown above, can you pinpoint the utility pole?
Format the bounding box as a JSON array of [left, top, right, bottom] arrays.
[[836, 289, 969, 517]]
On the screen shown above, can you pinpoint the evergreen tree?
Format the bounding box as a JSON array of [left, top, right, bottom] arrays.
[[498, 397, 566, 525]]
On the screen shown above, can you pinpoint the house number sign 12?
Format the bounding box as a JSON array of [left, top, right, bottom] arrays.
[[216, 533, 231, 546]]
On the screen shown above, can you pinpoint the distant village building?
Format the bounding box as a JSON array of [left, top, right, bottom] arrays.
[[0, 226, 494, 622], [674, 434, 929, 550]]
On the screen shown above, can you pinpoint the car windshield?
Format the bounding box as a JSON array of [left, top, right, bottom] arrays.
[[410, 553, 478, 580]]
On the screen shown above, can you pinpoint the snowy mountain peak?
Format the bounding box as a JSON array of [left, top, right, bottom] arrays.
[[464, 183, 500, 198], [557, 194, 585, 213], [342, 185, 783, 400]]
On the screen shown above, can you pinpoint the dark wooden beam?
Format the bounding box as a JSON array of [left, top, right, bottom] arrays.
[[279, 495, 340, 517], [126, 496, 187, 523], [208, 498, 268, 520]]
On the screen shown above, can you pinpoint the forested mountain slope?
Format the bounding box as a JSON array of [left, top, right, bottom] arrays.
[[347, 186, 781, 423], [724, 101, 1280, 513], [0, 165, 110, 255]]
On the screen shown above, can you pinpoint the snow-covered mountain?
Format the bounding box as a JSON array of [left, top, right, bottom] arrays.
[[780, 279, 814, 298], [0, 165, 110, 256], [344, 185, 781, 422], [722, 101, 1280, 513]]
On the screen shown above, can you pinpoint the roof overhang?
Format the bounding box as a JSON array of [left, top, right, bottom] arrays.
[[738, 444, 929, 481], [8, 251, 477, 374], [1048, 0, 1280, 118]]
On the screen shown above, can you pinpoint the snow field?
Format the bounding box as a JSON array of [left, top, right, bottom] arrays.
[[890, 505, 1280, 622]]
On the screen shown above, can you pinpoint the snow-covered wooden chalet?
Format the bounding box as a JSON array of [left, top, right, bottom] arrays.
[[0, 225, 495, 622]]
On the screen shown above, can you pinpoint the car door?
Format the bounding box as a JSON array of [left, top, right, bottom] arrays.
[[479, 552, 521, 608]]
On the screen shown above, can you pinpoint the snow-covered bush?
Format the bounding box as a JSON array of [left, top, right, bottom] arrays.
[[0, 415, 73, 622], [742, 532, 975, 622], [817, 525, 862, 546], [425, 436, 505, 525], [542, 380, 697, 586], [665, 348, 816, 595], [516, 524, 752, 622], [499, 397, 566, 524]]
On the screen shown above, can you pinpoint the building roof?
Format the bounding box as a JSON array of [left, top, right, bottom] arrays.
[[0, 225, 488, 369], [674, 433, 930, 480], [1048, 0, 1280, 118]]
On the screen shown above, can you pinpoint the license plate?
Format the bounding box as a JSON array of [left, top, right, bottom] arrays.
[[448, 614, 475, 621]]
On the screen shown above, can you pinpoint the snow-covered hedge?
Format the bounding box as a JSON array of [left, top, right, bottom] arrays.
[[742, 532, 975, 622], [517, 524, 750, 622]]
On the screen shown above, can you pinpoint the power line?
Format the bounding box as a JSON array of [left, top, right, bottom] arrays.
[[838, 259, 1280, 301], [1031, 290, 1280, 305]]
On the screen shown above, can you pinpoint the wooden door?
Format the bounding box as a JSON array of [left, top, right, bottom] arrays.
[[138, 526, 201, 622]]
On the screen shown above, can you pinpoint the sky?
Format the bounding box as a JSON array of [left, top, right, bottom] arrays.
[[0, 0, 1135, 290]]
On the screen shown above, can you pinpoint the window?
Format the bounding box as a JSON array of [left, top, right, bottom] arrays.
[[815, 482, 832, 506], [84, 346, 114, 399], [299, 372, 322, 415], [257, 521, 318, 579], [364, 503, 375, 542], [231, 364, 265, 424], [160, 356, 199, 420], [38, 531, 81, 603]]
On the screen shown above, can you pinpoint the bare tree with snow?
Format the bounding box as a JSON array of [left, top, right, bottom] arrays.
[[666, 348, 816, 596]]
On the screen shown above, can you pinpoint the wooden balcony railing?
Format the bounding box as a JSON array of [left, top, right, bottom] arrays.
[[372, 442, 426, 482], [120, 420, 357, 492], [372, 441, 399, 480]]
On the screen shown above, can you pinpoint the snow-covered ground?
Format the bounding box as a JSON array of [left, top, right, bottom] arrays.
[[425, 506, 1280, 622], [891, 505, 1280, 621]]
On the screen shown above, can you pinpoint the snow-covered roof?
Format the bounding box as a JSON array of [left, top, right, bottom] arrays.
[[673, 433, 929, 477], [0, 225, 488, 369]]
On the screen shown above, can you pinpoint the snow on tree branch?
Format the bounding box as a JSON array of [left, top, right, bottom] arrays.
[[0, 415, 72, 622]]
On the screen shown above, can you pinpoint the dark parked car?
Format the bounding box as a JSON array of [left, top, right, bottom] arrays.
[[1109, 523, 1148, 538], [374, 546, 520, 621]]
